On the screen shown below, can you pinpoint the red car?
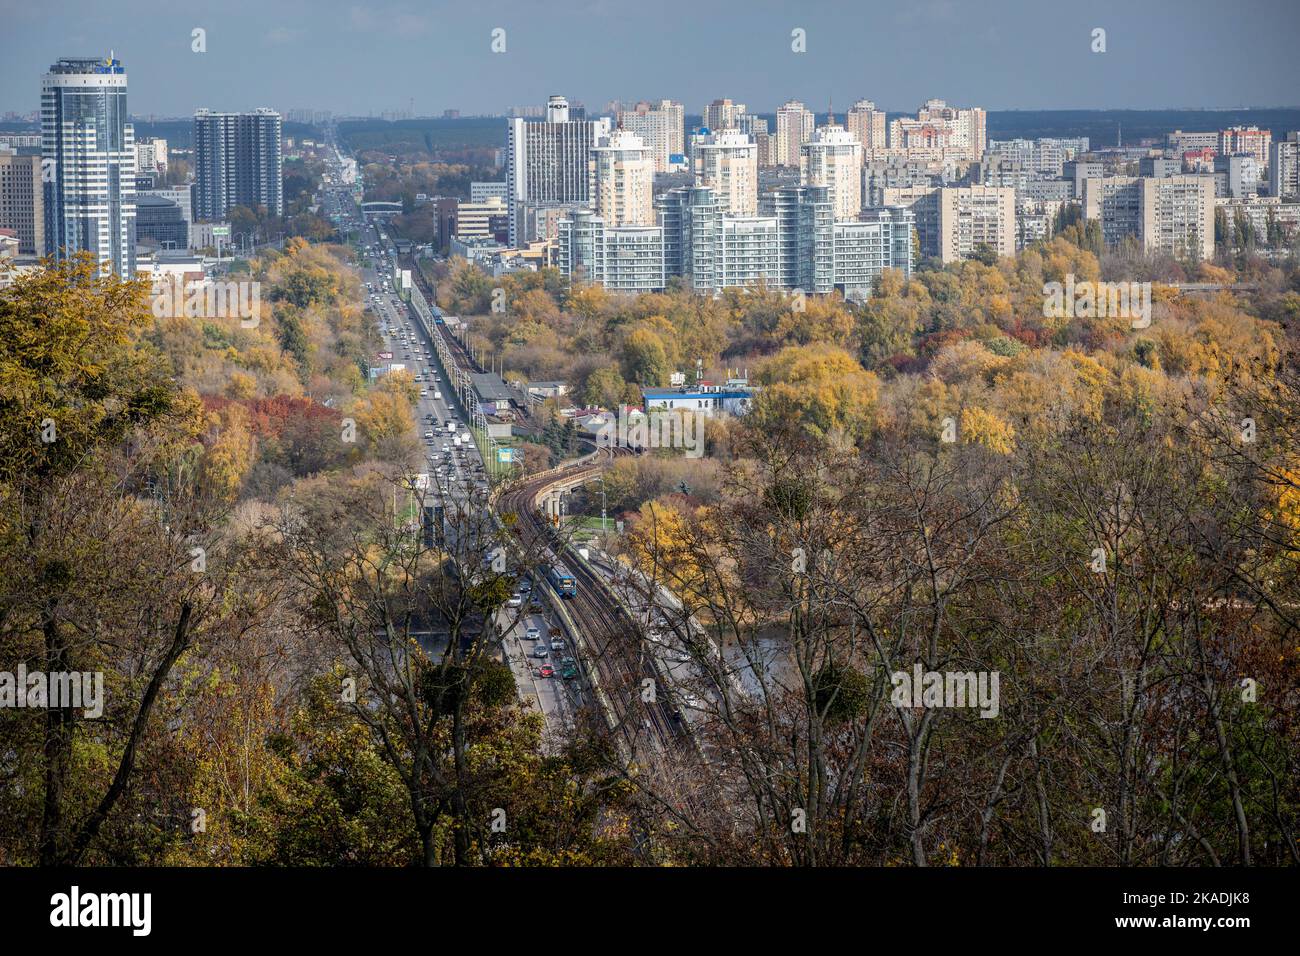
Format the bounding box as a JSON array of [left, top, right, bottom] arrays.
[[538, 664, 555, 678]]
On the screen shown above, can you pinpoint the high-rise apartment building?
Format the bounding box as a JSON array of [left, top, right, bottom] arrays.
[[693, 129, 758, 216], [1269, 132, 1300, 199], [702, 98, 746, 132], [896, 185, 1014, 262], [775, 101, 815, 168], [1082, 175, 1215, 260], [616, 99, 683, 172], [562, 185, 914, 297], [41, 54, 136, 278], [1219, 126, 1272, 170], [0, 148, 43, 255], [506, 94, 610, 246], [934, 185, 1014, 261], [557, 208, 665, 293], [845, 100, 887, 153], [592, 129, 655, 226], [193, 108, 283, 221], [134, 136, 168, 174], [987, 137, 1089, 177], [890, 99, 986, 162], [760, 185, 833, 293], [800, 122, 863, 221]]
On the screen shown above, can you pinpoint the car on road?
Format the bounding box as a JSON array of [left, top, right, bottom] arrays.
[[550, 638, 565, 652], [533, 644, 549, 658], [506, 594, 522, 608], [560, 657, 578, 679], [524, 626, 541, 640], [538, 664, 555, 678]]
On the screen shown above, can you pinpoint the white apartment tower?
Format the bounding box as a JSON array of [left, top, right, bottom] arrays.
[[800, 122, 864, 220], [592, 129, 655, 226], [506, 94, 610, 246], [41, 54, 136, 278], [617, 100, 684, 172], [775, 100, 815, 168], [693, 129, 759, 216]]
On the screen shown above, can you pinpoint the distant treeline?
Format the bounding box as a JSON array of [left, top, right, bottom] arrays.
[[0, 119, 323, 149], [8, 108, 1297, 154]]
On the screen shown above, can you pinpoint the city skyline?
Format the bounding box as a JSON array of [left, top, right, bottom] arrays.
[[2, 0, 1299, 117]]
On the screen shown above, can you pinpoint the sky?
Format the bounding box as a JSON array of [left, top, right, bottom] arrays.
[[2, 0, 1298, 117]]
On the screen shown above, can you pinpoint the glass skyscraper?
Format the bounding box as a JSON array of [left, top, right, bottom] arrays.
[[41, 54, 136, 278]]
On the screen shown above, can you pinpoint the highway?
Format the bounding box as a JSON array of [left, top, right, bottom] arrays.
[[318, 146, 703, 775]]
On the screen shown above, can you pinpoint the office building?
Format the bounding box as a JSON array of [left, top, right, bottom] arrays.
[[506, 94, 609, 246], [134, 193, 188, 249], [0, 148, 43, 255], [193, 108, 283, 220], [469, 181, 508, 203], [41, 55, 137, 278], [454, 197, 508, 240]]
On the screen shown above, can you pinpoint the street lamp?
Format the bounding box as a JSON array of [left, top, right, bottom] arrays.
[[594, 475, 608, 533]]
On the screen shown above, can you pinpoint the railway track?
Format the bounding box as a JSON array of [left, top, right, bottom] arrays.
[[398, 253, 707, 810], [400, 255, 483, 375], [497, 449, 688, 762]]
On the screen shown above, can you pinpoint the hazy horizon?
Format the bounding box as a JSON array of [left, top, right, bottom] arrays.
[[2, 0, 1298, 117]]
